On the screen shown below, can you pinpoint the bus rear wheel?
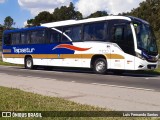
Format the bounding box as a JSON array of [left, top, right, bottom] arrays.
[[93, 58, 107, 74], [25, 57, 33, 69]]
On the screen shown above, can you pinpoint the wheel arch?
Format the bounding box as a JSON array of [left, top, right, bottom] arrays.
[[24, 55, 33, 62], [90, 54, 107, 68]]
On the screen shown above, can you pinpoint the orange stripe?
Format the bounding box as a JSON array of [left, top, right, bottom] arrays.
[[3, 54, 125, 59], [108, 54, 125, 59], [3, 54, 25, 58], [3, 49, 11, 53], [32, 54, 58, 59]]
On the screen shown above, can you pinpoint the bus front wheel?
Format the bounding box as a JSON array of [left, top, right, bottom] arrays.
[[25, 57, 33, 69], [93, 58, 107, 74]]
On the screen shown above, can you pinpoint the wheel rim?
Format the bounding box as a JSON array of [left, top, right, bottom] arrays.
[[26, 59, 32, 68], [96, 61, 106, 72]]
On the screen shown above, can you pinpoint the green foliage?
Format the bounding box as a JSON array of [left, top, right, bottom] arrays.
[[27, 11, 53, 26], [27, 3, 109, 27], [0, 25, 3, 41], [87, 11, 108, 18], [27, 2, 82, 27], [4, 16, 15, 29], [53, 2, 82, 21]]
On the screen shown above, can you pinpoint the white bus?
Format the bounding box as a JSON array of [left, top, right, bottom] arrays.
[[2, 16, 159, 74]]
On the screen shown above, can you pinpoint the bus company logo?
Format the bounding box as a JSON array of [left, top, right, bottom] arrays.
[[2, 112, 12, 117], [13, 47, 35, 54], [52, 44, 91, 51]]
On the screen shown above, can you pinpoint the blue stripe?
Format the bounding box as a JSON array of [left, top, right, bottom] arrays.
[[3, 43, 75, 54], [4, 26, 46, 34]]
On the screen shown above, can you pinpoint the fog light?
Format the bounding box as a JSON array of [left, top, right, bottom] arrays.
[[138, 65, 144, 68]]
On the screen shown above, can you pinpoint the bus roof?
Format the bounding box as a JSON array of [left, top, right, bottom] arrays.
[[3, 16, 150, 34], [4, 26, 45, 34], [41, 16, 132, 28], [128, 16, 149, 25]]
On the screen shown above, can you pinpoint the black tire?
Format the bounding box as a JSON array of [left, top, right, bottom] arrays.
[[93, 58, 107, 74], [25, 57, 33, 69]]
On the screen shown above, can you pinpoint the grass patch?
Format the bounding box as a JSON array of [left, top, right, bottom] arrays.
[[0, 60, 20, 66], [0, 86, 158, 120], [0, 87, 104, 112], [134, 70, 160, 75]]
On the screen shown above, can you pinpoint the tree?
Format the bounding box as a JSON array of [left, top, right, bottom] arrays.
[[27, 2, 83, 26], [52, 2, 82, 21], [0, 24, 5, 42], [0, 24, 3, 42], [27, 11, 53, 26], [26, 19, 34, 27], [4, 16, 15, 29], [87, 11, 108, 18]]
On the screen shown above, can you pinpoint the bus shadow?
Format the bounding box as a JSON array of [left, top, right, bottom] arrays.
[[37, 66, 94, 74], [120, 73, 160, 78], [27, 66, 160, 78]]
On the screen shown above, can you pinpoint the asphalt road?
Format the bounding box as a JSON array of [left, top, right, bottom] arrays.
[[0, 66, 160, 91], [0, 65, 160, 111]]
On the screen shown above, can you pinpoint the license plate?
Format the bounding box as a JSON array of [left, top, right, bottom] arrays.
[[151, 67, 155, 70]]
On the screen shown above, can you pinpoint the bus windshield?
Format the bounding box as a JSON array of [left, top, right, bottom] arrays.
[[134, 23, 158, 55]]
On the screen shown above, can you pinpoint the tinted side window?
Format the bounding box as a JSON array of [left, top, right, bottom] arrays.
[[111, 23, 135, 55], [113, 26, 124, 42], [46, 28, 61, 43], [21, 32, 30, 44], [4, 34, 11, 45], [63, 25, 82, 42], [12, 33, 20, 45], [84, 22, 105, 41], [31, 30, 45, 44]]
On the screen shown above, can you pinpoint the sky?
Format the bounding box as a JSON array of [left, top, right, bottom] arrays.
[[0, 0, 145, 27]]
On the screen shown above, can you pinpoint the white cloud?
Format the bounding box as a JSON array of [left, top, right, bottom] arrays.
[[18, 0, 71, 16], [76, 0, 146, 17], [0, 0, 5, 3], [24, 21, 28, 26], [18, 0, 146, 17]]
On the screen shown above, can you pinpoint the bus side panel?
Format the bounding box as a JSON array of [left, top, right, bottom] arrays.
[[109, 43, 125, 70], [3, 57, 24, 65], [124, 54, 135, 70]]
